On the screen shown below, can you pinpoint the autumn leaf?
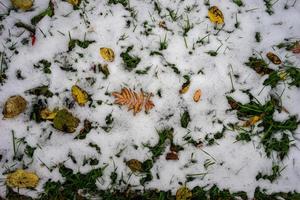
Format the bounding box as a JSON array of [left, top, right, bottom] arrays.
[[126, 159, 143, 172], [292, 42, 300, 54], [176, 186, 192, 200], [166, 151, 179, 160], [53, 109, 80, 133], [11, 0, 33, 10], [243, 115, 262, 127], [40, 108, 58, 120], [2, 95, 27, 118], [266, 52, 282, 65], [71, 85, 89, 106], [6, 169, 39, 188], [67, 0, 80, 6], [193, 89, 202, 102], [208, 6, 224, 24], [100, 47, 115, 62], [112, 87, 154, 115]]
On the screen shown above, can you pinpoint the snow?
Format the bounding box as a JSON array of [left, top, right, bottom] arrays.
[[0, 0, 300, 198]]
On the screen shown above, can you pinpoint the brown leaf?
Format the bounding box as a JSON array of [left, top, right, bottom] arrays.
[[292, 42, 300, 54], [112, 87, 154, 115], [126, 159, 142, 172], [3, 95, 27, 118], [176, 187, 192, 200], [166, 151, 179, 160], [266, 52, 282, 65], [193, 89, 202, 102]]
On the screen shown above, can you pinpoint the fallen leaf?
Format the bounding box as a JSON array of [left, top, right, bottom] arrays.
[[208, 6, 224, 24], [266, 52, 282, 65], [176, 186, 192, 200], [71, 85, 89, 106], [126, 159, 142, 172], [6, 169, 39, 188], [243, 115, 262, 127], [53, 109, 80, 133], [179, 82, 190, 94], [40, 108, 58, 120], [3, 95, 27, 118], [193, 89, 202, 102], [166, 151, 179, 160], [67, 0, 80, 6], [11, 0, 33, 10], [112, 88, 154, 115], [100, 47, 115, 62], [292, 42, 300, 54]]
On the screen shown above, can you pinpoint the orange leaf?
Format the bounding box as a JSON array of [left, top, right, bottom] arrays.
[[193, 89, 202, 102]]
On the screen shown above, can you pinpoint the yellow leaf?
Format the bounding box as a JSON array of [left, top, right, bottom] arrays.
[[71, 85, 89, 106], [266, 52, 282, 65], [176, 187, 192, 200], [40, 108, 58, 120], [67, 0, 80, 6], [208, 6, 224, 24], [100, 47, 115, 62], [11, 0, 33, 10], [179, 83, 190, 94], [278, 71, 288, 80], [6, 169, 39, 188], [2, 95, 27, 118], [243, 115, 262, 127], [126, 159, 143, 172]]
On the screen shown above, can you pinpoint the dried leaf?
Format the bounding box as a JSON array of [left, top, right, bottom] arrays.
[[208, 6, 224, 24], [243, 115, 262, 127], [112, 88, 154, 115], [176, 186, 192, 200], [266, 52, 282, 65], [71, 85, 89, 106], [166, 151, 179, 160], [40, 108, 57, 120], [11, 0, 33, 10], [3, 95, 27, 118], [100, 47, 115, 62], [53, 109, 80, 133], [6, 169, 39, 188], [179, 82, 190, 94], [193, 89, 202, 102], [292, 42, 300, 54], [126, 159, 142, 172], [67, 0, 80, 6]]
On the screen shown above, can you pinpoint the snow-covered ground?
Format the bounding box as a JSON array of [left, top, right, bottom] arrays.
[[0, 0, 300, 199]]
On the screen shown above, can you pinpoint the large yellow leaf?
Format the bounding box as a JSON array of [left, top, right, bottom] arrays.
[[71, 85, 89, 106], [100, 47, 115, 62], [243, 115, 262, 127], [6, 169, 39, 188], [208, 6, 224, 24], [11, 0, 33, 10]]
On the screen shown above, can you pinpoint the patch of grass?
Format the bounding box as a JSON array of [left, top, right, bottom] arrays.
[[245, 56, 272, 75], [26, 85, 53, 97], [0, 52, 8, 85], [120, 46, 141, 71], [33, 59, 51, 74], [68, 33, 95, 51], [232, 0, 244, 7], [255, 32, 261, 42], [159, 34, 168, 50], [31, 1, 55, 25], [256, 164, 285, 182], [181, 109, 191, 128]]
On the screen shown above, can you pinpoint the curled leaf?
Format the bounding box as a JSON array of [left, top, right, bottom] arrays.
[[243, 115, 262, 127], [193, 89, 202, 102], [126, 159, 142, 172], [208, 6, 224, 24], [100, 47, 115, 62], [71, 85, 89, 106], [6, 169, 39, 188], [11, 0, 33, 10], [179, 83, 190, 94], [3, 95, 27, 118], [266, 52, 282, 65], [176, 186, 192, 200], [53, 109, 80, 133]]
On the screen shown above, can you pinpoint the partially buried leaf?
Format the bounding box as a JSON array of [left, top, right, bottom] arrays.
[[68, 0, 80, 6], [166, 151, 179, 160], [243, 115, 262, 127], [11, 0, 33, 11], [6, 169, 39, 188], [266, 52, 282, 65], [40, 108, 58, 120], [71, 85, 89, 106], [3, 95, 27, 118], [53, 109, 80, 133], [100, 47, 115, 62], [181, 110, 191, 128], [208, 6, 224, 24], [179, 82, 190, 94], [176, 186, 192, 200], [126, 159, 143, 172], [193, 89, 202, 102]]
